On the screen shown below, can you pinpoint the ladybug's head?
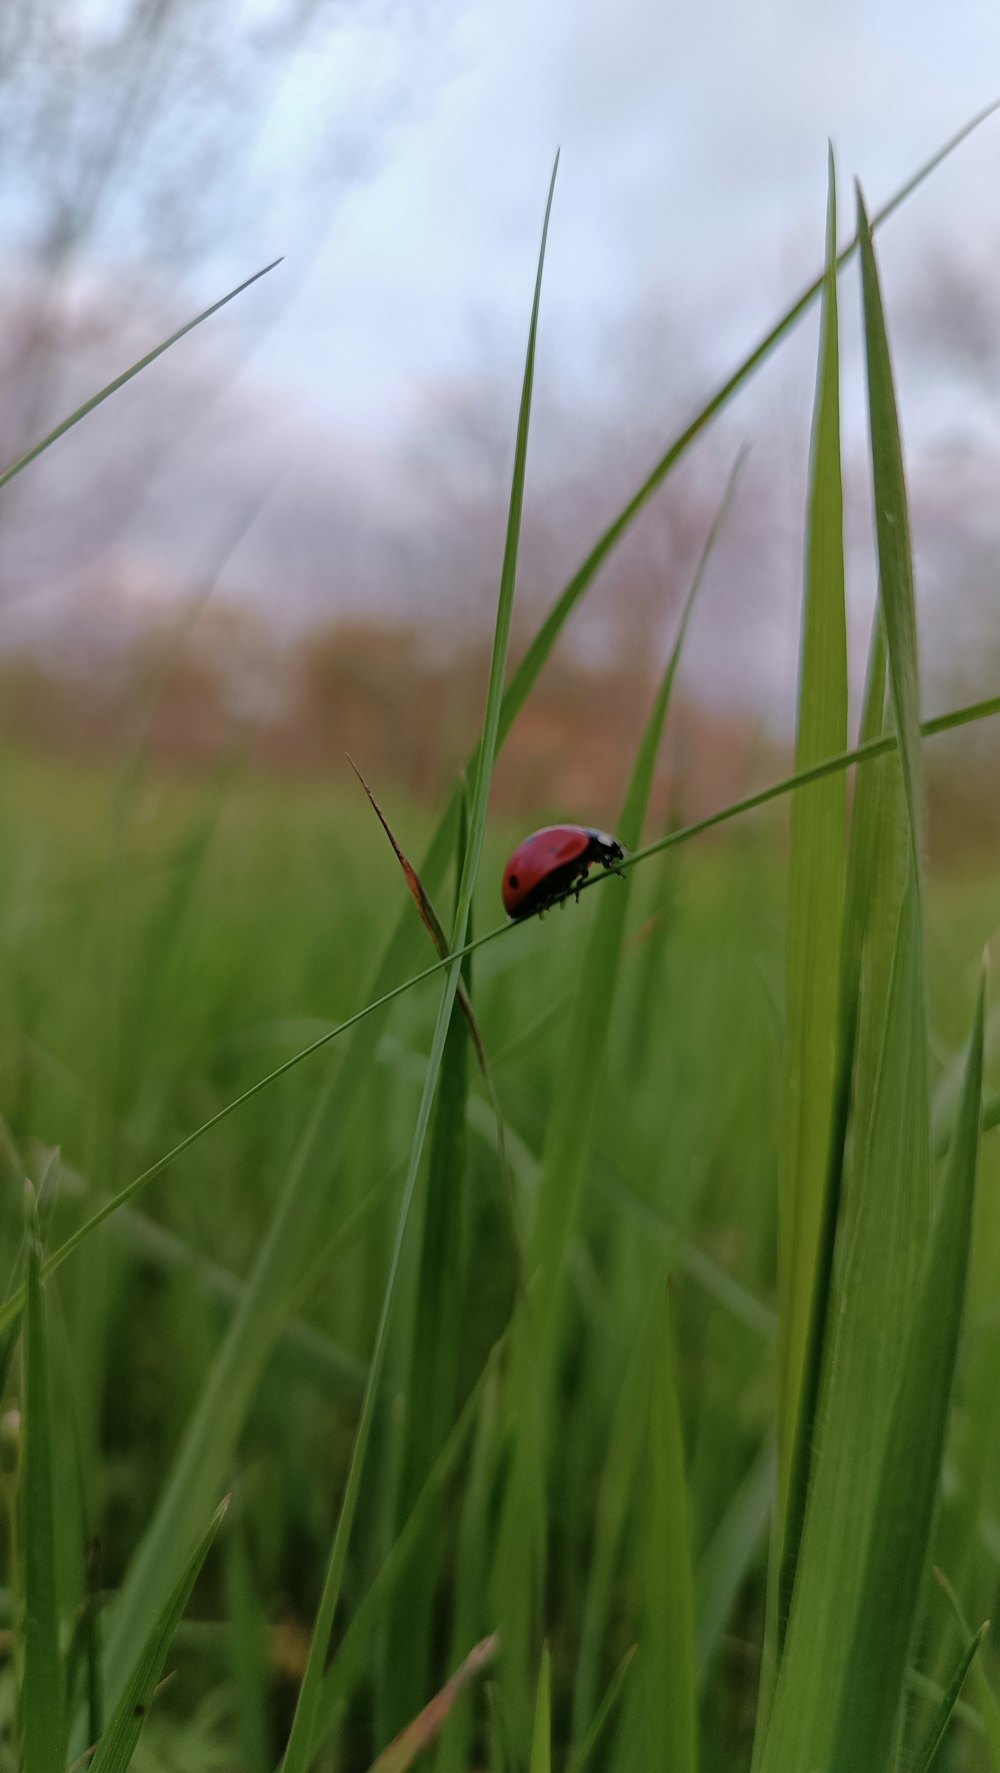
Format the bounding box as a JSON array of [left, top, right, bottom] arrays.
[[586, 828, 626, 865]]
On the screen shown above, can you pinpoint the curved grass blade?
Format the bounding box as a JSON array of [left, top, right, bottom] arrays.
[[910, 1621, 989, 1773], [278, 153, 558, 1773], [20, 1182, 63, 1773], [0, 261, 281, 492], [88, 1497, 228, 1773]]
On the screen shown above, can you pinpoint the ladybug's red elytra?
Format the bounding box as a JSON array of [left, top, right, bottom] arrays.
[[502, 825, 626, 921]]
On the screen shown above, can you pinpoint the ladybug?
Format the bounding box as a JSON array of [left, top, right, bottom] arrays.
[[502, 825, 626, 921]]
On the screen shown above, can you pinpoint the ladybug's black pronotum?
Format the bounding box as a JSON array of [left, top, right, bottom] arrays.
[[502, 825, 626, 921]]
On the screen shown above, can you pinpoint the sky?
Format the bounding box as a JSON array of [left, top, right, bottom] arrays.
[[232, 0, 1000, 447]]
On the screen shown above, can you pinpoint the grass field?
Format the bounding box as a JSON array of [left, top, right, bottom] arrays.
[[5, 120, 1000, 1773], [0, 733, 994, 1772]]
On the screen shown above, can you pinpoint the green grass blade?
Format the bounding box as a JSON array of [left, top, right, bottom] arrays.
[[935, 1568, 1000, 1770], [909, 1622, 989, 1773], [762, 207, 936, 1758], [776, 147, 847, 1552], [279, 154, 558, 1773], [88, 1497, 228, 1773], [529, 1645, 552, 1773], [20, 1183, 63, 1773], [696, 1438, 774, 1684], [385, 783, 473, 1732], [827, 971, 985, 1771], [759, 881, 929, 1771], [857, 185, 923, 873], [772, 608, 888, 1670], [0, 261, 281, 492], [640, 1289, 698, 1772], [906, 1668, 986, 1745], [566, 1647, 637, 1773], [224, 1511, 272, 1773]]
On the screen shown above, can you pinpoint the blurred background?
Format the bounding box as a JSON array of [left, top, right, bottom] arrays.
[[1, 0, 999, 843]]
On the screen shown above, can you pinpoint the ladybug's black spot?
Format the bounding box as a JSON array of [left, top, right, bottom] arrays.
[[509, 874, 519, 889]]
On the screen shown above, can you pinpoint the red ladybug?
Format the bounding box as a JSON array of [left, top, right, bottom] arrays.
[[502, 825, 626, 920]]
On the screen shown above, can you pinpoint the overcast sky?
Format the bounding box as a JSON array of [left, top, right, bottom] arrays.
[[230, 0, 1000, 447]]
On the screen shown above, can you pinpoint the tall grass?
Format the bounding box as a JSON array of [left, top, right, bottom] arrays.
[[2, 107, 999, 1773]]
